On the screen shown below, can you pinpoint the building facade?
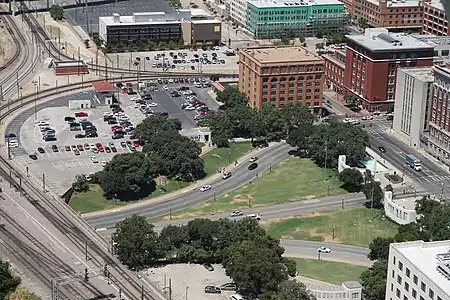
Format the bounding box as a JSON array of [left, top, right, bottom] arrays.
[[386, 240, 450, 300], [238, 46, 325, 114], [52, 61, 89, 76], [229, 0, 248, 27], [347, 0, 423, 30], [322, 45, 346, 93], [245, 0, 346, 39], [343, 28, 434, 112], [427, 65, 450, 165], [393, 67, 433, 147], [98, 10, 221, 47], [422, 1, 449, 36]]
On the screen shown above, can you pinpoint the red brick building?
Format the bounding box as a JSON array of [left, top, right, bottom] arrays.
[[422, 1, 449, 36], [322, 46, 346, 94], [52, 61, 89, 76], [343, 28, 434, 112]]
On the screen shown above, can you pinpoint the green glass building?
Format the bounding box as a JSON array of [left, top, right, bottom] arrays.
[[246, 0, 346, 39]]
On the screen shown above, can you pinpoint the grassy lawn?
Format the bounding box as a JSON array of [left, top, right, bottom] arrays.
[[292, 258, 367, 284], [202, 142, 253, 177], [265, 207, 398, 247], [70, 142, 253, 214], [167, 157, 347, 219]]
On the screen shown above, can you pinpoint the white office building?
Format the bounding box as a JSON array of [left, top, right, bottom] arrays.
[[229, 0, 247, 27], [386, 240, 450, 300], [393, 67, 433, 148]]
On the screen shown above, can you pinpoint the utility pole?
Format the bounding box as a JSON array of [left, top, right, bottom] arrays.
[[85, 240, 88, 261], [16, 72, 19, 99], [0, 85, 3, 102], [42, 173, 46, 192], [6, 136, 10, 160], [77, 46, 81, 76], [324, 140, 328, 173]]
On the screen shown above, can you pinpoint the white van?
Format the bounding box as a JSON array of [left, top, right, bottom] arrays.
[[230, 294, 244, 300]]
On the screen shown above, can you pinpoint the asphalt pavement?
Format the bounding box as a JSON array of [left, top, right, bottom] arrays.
[[86, 141, 293, 229]]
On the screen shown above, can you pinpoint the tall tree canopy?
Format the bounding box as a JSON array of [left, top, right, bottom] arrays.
[[0, 260, 21, 299]]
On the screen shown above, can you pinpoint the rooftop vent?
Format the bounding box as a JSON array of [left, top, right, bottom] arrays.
[[113, 13, 120, 23], [436, 250, 450, 280], [378, 33, 400, 44]]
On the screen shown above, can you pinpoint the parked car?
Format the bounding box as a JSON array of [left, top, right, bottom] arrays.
[[37, 147, 45, 154], [204, 286, 221, 294], [29, 154, 38, 160], [222, 172, 231, 180], [203, 263, 214, 271], [91, 156, 99, 163], [75, 112, 88, 117], [220, 283, 237, 291], [230, 210, 243, 217], [51, 145, 59, 152]]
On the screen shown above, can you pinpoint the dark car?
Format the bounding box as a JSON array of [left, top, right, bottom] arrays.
[[29, 154, 38, 160], [51, 145, 59, 152], [105, 146, 111, 153], [37, 147, 45, 154], [108, 119, 118, 125], [112, 134, 124, 140], [248, 162, 258, 170], [204, 286, 221, 294], [220, 283, 237, 291], [203, 263, 214, 271], [378, 146, 386, 153], [75, 133, 86, 138], [4, 133, 16, 138], [86, 132, 98, 138], [64, 116, 76, 122]]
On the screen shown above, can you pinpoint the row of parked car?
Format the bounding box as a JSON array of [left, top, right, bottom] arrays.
[[64, 113, 99, 139], [103, 104, 136, 139], [37, 120, 57, 142]]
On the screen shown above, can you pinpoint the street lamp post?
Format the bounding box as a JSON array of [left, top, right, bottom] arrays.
[[185, 286, 189, 300], [332, 225, 335, 239], [228, 152, 231, 164]]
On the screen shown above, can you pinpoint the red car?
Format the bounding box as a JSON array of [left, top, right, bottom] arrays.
[[190, 99, 200, 104], [77, 144, 84, 151], [199, 111, 208, 116], [98, 146, 105, 153], [75, 112, 88, 117], [111, 126, 123, 132], [126, 82, 133, 87], [132, 141, 140, 147]]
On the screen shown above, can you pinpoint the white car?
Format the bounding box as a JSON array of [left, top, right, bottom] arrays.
[[7, 141, 19, 148], [90, 143, 97, 150], [103, 112, 112, 117], [249, 156, 258, 163], [230, 210, 243, 217], [185, 105, 196, 111], [134, 103, 140, 108], [162, 86, 169, 91], [200, 185, 212, 192], [168, 79, 174, 83], [147, 102, 158, 107], [318, 247, 331, 253], [246, 213, 261, 220], [101, 161, 108, 167], [130, 96, 141, 101], [90, 156, 99, 163]]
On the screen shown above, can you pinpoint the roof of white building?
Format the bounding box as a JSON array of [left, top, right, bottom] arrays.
[[247, 0, 343, 8], [346, 28, 434, 52], [426, 0, 445, 11], [366, 0, 421, 7], [392, 240, 450, 297], [400, 67, 434, 82]]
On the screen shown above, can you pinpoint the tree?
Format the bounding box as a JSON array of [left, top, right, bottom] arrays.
[[158, 225, 188, 254], [8, 287, 40, 300], [315, 43, 324, 50], [368, 237, 395, 261], [316, 31, 324, 38], [338, 168, 364, 192], [415, 195, 441, 215], [224, 240, 288, 297], [113, 215, 161, 269], [286, 124, 314, 150], [417, 202, 450, 241], [308, 122, 369, 168], [143, 131, 204, 181], [270, 280, 314, 300], [362, 180, 384, 209], [49, 4, 64, 20], [281, 258, 297, 277], [135, 116, 182, 141], [298, 35, 305, 43], [360, 260, 388, 300], [343, 93, 359, 104], [72, 174, 89, 193], [216, 87, 247, 108], [395, 223, 422, 242], [0, 260, 21, 299], [99, 152, 158, 200]]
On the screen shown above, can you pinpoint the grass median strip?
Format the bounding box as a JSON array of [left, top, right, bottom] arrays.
[[264, 207, 398, 247], [70, 142, 253, 214], [292, 258, 367, 285], [165, 157, 347, 219]]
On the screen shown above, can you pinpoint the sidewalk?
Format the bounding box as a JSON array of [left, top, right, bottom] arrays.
[[81, 141, 283, 218]]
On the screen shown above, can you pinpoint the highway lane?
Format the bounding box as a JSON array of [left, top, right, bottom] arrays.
[[86, 142, 293, 229]]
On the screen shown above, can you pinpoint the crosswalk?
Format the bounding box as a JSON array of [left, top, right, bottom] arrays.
[[415, 175, 450, 183]]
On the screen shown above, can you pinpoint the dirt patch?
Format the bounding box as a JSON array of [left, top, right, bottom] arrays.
[[232, 194, 252, 203], [294, 227, 342, 243], [260, 217, 293, 226], [300, 195, 317, 200]]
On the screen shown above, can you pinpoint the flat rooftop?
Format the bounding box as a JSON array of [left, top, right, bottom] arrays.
[[53, 61, 87, 67], [400, 67, 434, 82], [411, 35, 450, 46], [99, 10, 192, 26], [247, 0, 343, 7], [244, 46, 323, 63], [346, 28, 433, 52], [392, 240, 450, 297], [427, 0, 444, 10], [366, 0, 421, 6]]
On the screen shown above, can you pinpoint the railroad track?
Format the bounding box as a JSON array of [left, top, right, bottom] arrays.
[[0, 13, 21, 73]]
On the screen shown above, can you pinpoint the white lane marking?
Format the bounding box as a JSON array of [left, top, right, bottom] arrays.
[[2, 190, 93, 271]]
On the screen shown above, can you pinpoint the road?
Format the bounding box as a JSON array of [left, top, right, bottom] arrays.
[[86, 142, 294, 229], [95, 190, 424, 266]]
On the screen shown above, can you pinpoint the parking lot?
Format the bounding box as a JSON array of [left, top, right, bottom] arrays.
[[114, 48, 238, 74], [146, 264, 236, 300], [6, 78, 218, 195]]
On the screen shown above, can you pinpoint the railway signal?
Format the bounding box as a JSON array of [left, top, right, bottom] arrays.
[[84, 268, 88, 281]]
